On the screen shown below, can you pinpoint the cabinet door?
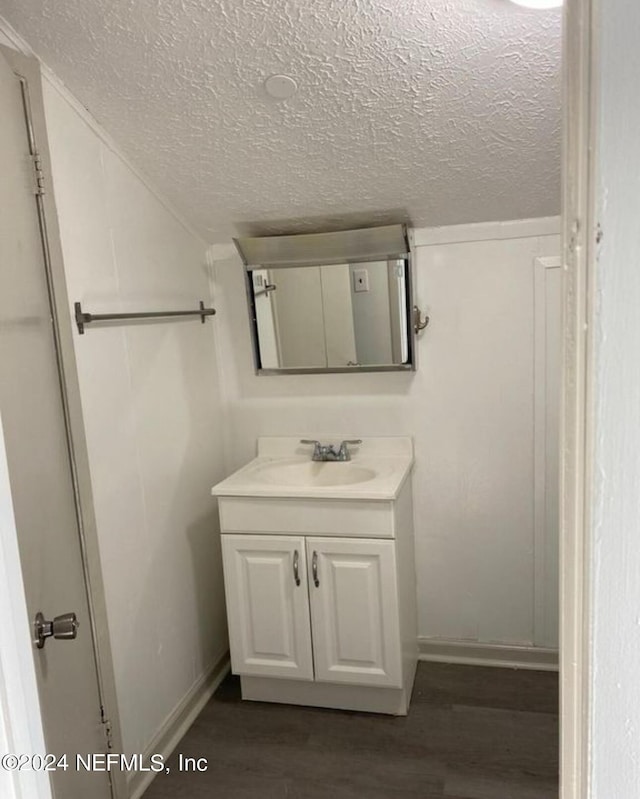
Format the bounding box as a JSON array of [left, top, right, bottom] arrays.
[[307, 538, 402, 688], [222, 535, 313, 680]]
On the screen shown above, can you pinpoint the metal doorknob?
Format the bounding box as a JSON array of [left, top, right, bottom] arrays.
[[34, 611, 79, 649]]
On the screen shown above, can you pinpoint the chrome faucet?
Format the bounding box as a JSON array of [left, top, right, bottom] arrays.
[[300, 439, 362, 462]]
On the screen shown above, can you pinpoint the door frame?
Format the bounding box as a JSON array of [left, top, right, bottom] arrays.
[[0, 45, 124, 798], [560, 0, 597, 796], [533, 256, 562, 650]]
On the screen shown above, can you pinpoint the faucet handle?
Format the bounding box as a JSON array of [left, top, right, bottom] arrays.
[[337, 439, 362, 461], [300, 439, 323, 460]]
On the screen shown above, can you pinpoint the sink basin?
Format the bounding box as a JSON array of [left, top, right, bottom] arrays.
[[211, 437, 413, 500], [251, 460, 378, 488]]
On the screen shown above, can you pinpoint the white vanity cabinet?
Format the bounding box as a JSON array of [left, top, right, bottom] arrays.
[[222, 535, 402, 689], [212, 436, 418, 716]]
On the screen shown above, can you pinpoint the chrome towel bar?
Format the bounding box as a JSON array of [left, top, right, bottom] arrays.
[[74, 300, 216, 335]]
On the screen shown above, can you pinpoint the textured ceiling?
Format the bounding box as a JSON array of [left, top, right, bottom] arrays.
[[0, 0, 561, 242]]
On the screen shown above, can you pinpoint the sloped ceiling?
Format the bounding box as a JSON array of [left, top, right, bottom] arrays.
[[0, 0, 561, 242]]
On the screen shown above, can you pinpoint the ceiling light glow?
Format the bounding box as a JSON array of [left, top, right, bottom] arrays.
[[508, 0, 562, 8]]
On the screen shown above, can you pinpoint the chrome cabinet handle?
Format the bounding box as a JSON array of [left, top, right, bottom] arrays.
[[312, 551, 319, 587], [293, 549, 301, 586]]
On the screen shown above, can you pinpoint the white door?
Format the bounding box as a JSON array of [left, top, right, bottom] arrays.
[[221, 535, 314, 680], [270, 267, 327, 368], [251, 269, 280, 368], [307, 538, 402, 688], [0, 51, 112, 797], [319, 264, 357, 367]]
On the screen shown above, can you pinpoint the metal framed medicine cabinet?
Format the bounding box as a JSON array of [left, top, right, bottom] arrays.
[[235, 224, 417, 375]]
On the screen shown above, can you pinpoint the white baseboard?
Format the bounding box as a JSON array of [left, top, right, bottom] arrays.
[[418, 638, 559, 672], [128, 651, 230, 799]]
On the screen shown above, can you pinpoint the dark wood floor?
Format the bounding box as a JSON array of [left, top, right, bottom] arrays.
[[143, 662, 559, 799]]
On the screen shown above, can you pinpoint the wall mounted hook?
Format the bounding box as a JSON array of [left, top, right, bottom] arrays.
[[413, 305, 429, 334]]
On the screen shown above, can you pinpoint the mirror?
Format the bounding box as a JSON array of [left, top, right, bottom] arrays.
[[248, 260, 411, 371], [236, 226, 415, 374]]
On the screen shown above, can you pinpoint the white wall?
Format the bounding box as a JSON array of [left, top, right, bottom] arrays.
[[210, 220, 560, 649], [42, 79, 228, 757], [589, 2, 640, 793]]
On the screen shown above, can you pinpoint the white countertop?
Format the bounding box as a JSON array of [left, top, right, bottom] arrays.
[[211, 437, 414, 501]]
